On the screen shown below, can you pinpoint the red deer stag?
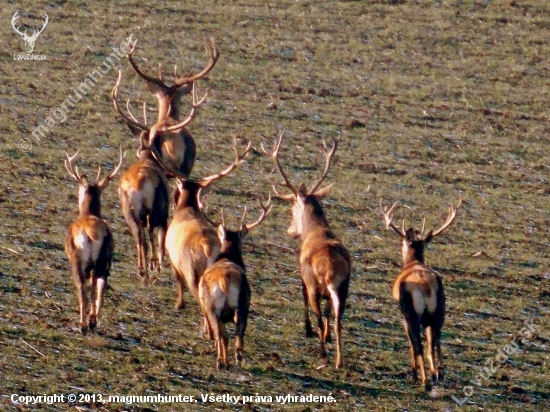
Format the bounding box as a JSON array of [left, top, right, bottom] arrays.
[[150, 137, 252, 313], [64, 148, 124, 334], [198, 193, 272, 369], [123, 36, 219, 177], [262, 130, 351, 369], [112, 71, 208, 283], [381, 197, 461, 388]]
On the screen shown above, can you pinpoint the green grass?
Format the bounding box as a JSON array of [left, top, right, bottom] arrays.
[[1, 0, 549, 411]]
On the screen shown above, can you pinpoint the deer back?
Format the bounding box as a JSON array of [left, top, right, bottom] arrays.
[[200, 260, 247, 320], [165, 205, 220, 283], [118, 155, 169, 220], [392, 261, 442, 315]]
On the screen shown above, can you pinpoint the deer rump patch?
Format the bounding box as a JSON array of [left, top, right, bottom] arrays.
[[201, 261, 244, 323], [70, 217, 109, 269], [393, 265, 440, 315]]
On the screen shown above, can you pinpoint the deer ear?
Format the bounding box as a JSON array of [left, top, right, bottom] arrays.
[[312, 183, 333, 199], [239, 227, 249, 240], [424, 230, 434, 243]]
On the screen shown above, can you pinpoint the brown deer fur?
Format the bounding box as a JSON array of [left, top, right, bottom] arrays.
[[166, 179, 220, 310], [381, 199, 461, 387], [199, 196, 271, 369], [64, 149, 123, 334], [124, 37, 218, 177], [118, 133, 169, 283], [112, 71, 208, 283], [152, 139, 252, 311], [263, 130, 350, 368]]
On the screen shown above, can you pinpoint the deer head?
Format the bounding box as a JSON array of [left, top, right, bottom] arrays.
[[124, 36, 218, 125], [262, 129, 341, 238], [64, 147, 125, 217], [111, 70, 208, 155], [381, 197, 462, 266], [11, 12, 48, 54], [198, 191, 272, 267]]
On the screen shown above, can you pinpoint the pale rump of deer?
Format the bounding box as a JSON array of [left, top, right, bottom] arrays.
[[64, 148, 124, 334], [262, 130, 351, 369], [113, 71, 208, 283], [381, 197, 461, 388], [198, 194, 272, 369], [150, 137, 252, 313], [123, 36, 219, 177]]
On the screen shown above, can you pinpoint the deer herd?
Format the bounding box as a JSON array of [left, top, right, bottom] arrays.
[[63, 37, 462, 388]]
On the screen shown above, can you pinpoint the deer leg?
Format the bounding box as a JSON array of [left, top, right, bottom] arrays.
[[425, 325, 438, 384], [328, 285, 343, 368], [174, 270, 186, 310], [147, 222, 158, 273], [89, 276, 98, 332], [308, 289, 327, 363], [434, 327, 444, 381], [71, 263, 88, 334], [156, 225, 166, 274], [123, 210, 148, 281], [220, 323, 229, 370], [323, 299, 332, 343], [403, 316, 426, 386], [205, 310, 224, 370], [75, 280, 88, 334], [235, 309, 248, 366], [90, 276, 106, 332], [301, 281, 314, 338], [202, 316, 214, 340]]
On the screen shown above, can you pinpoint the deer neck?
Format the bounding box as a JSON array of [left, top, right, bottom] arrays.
[[78, 186, 101, 218], [300, 200, 331, 241], [217, 240, 245, 270], [174, 182, 200, 211], [402, 242, 425, 268]]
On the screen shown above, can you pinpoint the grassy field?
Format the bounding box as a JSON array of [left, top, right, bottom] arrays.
[[1, 0, 549, 411]]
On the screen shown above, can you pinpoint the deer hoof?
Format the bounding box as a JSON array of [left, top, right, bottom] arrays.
[[88, 316, 97, 331]]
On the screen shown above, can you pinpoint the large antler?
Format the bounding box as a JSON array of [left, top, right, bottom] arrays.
[[147, 133, 251, 185], [111, 70, 149, 131], [96, 146, 126, 189], [261, 129, 298, 198], [65, 148, 125, 188], [162, 82, 208, 132], [127, 37, 219, 90], [430, 196, 462, 238], [112, 71, 208, 133], [380, 200, 407, 238], [241, 193, 272, 231], [309, 133, 341, 195], [200, 138, 253, 188], [196, 188, 220, 228], [64, 150, 84, 184]]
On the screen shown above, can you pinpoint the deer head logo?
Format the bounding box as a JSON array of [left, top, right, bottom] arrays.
[[11, 11, 49, 54]]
